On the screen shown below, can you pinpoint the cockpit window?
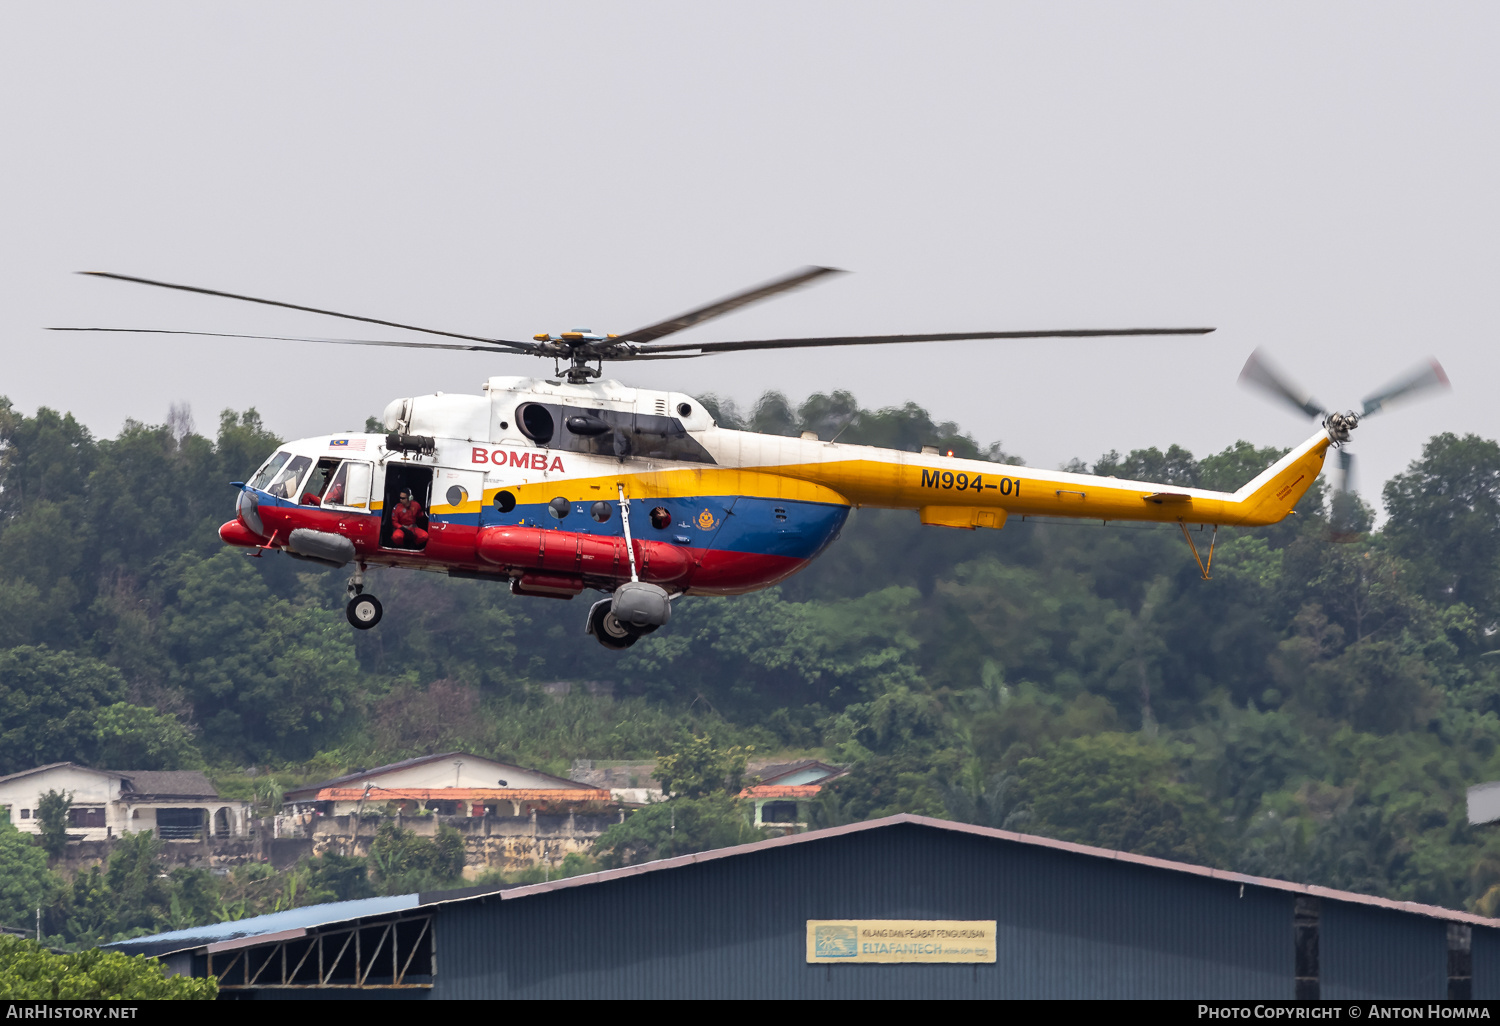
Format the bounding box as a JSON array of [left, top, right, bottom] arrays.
[[266, 455, 313, 500], [250, 451, 291, 490], [515, 403, 715, 465]]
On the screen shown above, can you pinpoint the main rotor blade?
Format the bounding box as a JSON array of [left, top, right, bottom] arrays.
[[47, 327, 510, 354], [1360, 358, 1450, 417], [606, 266, 845, 346], [1238, 348, 1326, 419], [618, 325, 1215, 358], [77, 271, 539, 354]]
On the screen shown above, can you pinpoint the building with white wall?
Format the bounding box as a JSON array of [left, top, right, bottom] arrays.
[[0, 763, 250, 841], [281, 752, 608, 820]]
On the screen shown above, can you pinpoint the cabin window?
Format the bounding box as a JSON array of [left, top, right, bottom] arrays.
[[266, 455, 312, 501], [301, 458, 342, 505], [250, 451, 291, 490], [323, 461, 372, 509]]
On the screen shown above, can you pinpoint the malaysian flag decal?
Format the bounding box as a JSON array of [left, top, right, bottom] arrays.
[[330, 438, 367, 451]]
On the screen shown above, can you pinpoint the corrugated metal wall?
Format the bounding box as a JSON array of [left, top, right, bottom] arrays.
[[1320, 900, 1447, 999], [1472, 925, 1500, 999], [432, 823, 1294, 999]]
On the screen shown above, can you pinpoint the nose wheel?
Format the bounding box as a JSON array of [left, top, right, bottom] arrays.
[[345, 564, 381, 629], [347, 593, 383, 630]]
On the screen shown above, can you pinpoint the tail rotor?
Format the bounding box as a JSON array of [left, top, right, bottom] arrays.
[[1237, 348, 1449, 539]]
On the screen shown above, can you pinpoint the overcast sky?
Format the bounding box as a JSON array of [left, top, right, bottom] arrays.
[[3, 3, 1495, 508]]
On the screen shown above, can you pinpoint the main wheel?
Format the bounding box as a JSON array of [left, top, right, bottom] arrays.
[[587, 600, 638, 650], [346, 594, 383, 630]]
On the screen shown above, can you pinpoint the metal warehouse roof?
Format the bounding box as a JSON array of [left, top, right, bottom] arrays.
[[105, 894, 425, 958], [112, 813, 1500, 959], [455, 814, 1500, 928]]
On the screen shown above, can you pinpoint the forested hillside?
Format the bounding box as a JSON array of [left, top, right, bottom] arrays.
[[4, 390, 1500, 929]]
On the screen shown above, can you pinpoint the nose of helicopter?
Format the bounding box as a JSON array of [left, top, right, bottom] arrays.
[[236, 485, 264, 536]]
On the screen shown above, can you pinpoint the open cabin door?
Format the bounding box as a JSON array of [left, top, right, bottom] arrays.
[[379, 460, 433, 550]]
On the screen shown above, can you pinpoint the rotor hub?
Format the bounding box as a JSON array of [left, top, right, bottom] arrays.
[[1324, 411, 1359, 444]]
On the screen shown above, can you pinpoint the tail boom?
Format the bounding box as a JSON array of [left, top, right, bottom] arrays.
[[729, 429, 1331, 529]]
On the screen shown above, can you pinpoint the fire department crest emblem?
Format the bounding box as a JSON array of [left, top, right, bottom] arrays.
[[696, 509, 717, 530]]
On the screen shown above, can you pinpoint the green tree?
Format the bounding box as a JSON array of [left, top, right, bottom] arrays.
[[0, 819, 57, 935], [304, 853, 375, 903], [1094, 444, 1201, 487], [811, 752, 951, 823], [47, 829, 187, 943], [35, 790, 72, 860], [0, 934, 216, 999], [655, 733, 752, 799], [0, 647, 127, 774], [90, 703, 202, 770], [1013, 734, 1223, 866], [368, 822, 466, 893], [104, 830, 173, 935], [1384, 432, 1500, 622], [592, 794, 759, 867], [161, 550, 359, 760]]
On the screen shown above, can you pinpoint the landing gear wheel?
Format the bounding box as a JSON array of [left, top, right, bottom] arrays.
[[347, 594, 383, 630], [587, 599, 639, 650]]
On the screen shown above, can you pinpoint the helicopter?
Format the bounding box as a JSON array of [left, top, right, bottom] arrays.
[[55, 267, 1448, 648]]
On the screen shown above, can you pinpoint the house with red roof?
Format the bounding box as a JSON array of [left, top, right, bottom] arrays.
[[739, 760, 846, 833]]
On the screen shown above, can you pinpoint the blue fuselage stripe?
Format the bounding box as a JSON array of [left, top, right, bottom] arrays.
[[482, 495, 848, 560], [250, 491, 849, 561]]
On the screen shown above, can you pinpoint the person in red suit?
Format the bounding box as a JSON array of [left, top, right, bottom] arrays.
[[390, 488, 428, 548]]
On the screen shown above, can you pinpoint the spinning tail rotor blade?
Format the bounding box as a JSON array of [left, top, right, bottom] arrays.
[[1338, 448, 1355, 494], [1360, 359, 1450, 417], [76, 271, 539, 354], [1238, 348, 1326, 419]]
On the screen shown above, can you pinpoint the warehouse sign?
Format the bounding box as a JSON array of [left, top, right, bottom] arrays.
[[806, 920, 997, 964]]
